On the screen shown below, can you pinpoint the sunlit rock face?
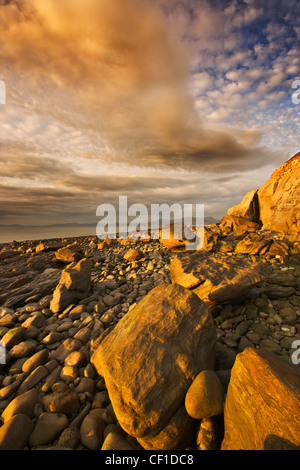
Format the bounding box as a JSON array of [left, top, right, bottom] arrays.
[[227, 152, 300, 234], [221, 348, 300, 450]]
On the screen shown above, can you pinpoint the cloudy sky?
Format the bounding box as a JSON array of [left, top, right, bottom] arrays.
[[0, 0, 299, 226]]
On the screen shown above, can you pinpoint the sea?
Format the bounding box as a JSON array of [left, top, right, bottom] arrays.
[[0, 225, 98, 244]]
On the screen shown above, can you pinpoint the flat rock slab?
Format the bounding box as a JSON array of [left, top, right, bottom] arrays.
[[91, 283, 216, 450], [170, 251, 271, 306], [221, 348, 300, 450]]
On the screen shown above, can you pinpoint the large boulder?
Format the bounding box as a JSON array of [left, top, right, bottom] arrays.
[[258, 153, 300, 233], [170, 251, 270, 306], [91, 283, 217, 450], [221, 348, 300, 450], [227, 189, 260, 222], [50, 258, 93, 313], [218, 215, 260, 234], [227, 153, 300, 233]]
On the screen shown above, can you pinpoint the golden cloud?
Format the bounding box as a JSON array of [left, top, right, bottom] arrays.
[[0, 0, 269, 172]]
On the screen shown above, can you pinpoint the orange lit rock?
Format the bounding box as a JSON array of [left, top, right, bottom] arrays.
[[221, 348, 300, 450], [91, 283, 216, 450], [227, 153, 300, 233], [170, 251, 270, 305]]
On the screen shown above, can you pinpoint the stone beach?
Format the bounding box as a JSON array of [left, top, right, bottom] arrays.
[[0, 152, 299, 451], [0, 226, 299, 450]]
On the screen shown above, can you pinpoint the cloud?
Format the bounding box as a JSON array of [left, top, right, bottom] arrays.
[[0, 0, 272, 174], [0, 0, 298, 226]]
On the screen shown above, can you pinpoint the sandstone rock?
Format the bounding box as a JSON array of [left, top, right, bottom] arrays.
[[185, 370, 224, 420], [80, 412, 106, 450], [227, 189, 260, 222], [124, 248, 143, 262], [101, 432, 135, 450], [42, 331, 64, 345], [1, 388, 40, 423], [221, 348, 300, 450], [57, 426, 80, 449], [0, 414, 34, 450], [18, 365, 48, 394], [159, 222, 187, 251], [202, 228, 219, 252], [49, 338, 82, 363], [50, 258, 93, 313], [36, 242, 64, 253], [0, 312, 18, 327], [258, 154, 300, 233], [196, 416, 223, 450], [9, 340, 36, 359], [1, 268, 61, 310], [159, 223, 200, 252], [2, 327, 24, 350], [55, 245, 84, 264], [234, 233, 272, 255], [170, 251, 270, 306], [42, 389, 80, 415], [29, 412, 69, 447], [65, 350, 86, 367], [137, 406, 196, 450], [0, 380, 21, 400], [267, 240, 291, 257], [227, 153, 300, 233], [97, 237, 114, 250], [219, 214, 260, 233], [22, 313, 46, 329], [91, 283, 216, 450]]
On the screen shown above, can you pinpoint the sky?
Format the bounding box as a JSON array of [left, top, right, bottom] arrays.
[[0, 0, 299, 226]]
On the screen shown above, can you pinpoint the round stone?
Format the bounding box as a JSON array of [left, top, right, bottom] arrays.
[[185, 370, 224, 420]]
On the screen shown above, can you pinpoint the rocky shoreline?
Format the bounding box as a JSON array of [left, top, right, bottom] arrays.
[[0, 226, 299, 450]]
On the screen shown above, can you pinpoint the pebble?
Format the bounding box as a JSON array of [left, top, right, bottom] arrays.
[[10, 341, 36, 359], [0, 414, 34, 450], [185, 370, 224, 420], [42, 389, 80, 415], [1, 388, 40, 423], [101, 431, 135, 450], [80, 412, 105, 450], [29, 412, 69, 447], [22, 349, 49, 373], [57, 426, 80, 449]]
